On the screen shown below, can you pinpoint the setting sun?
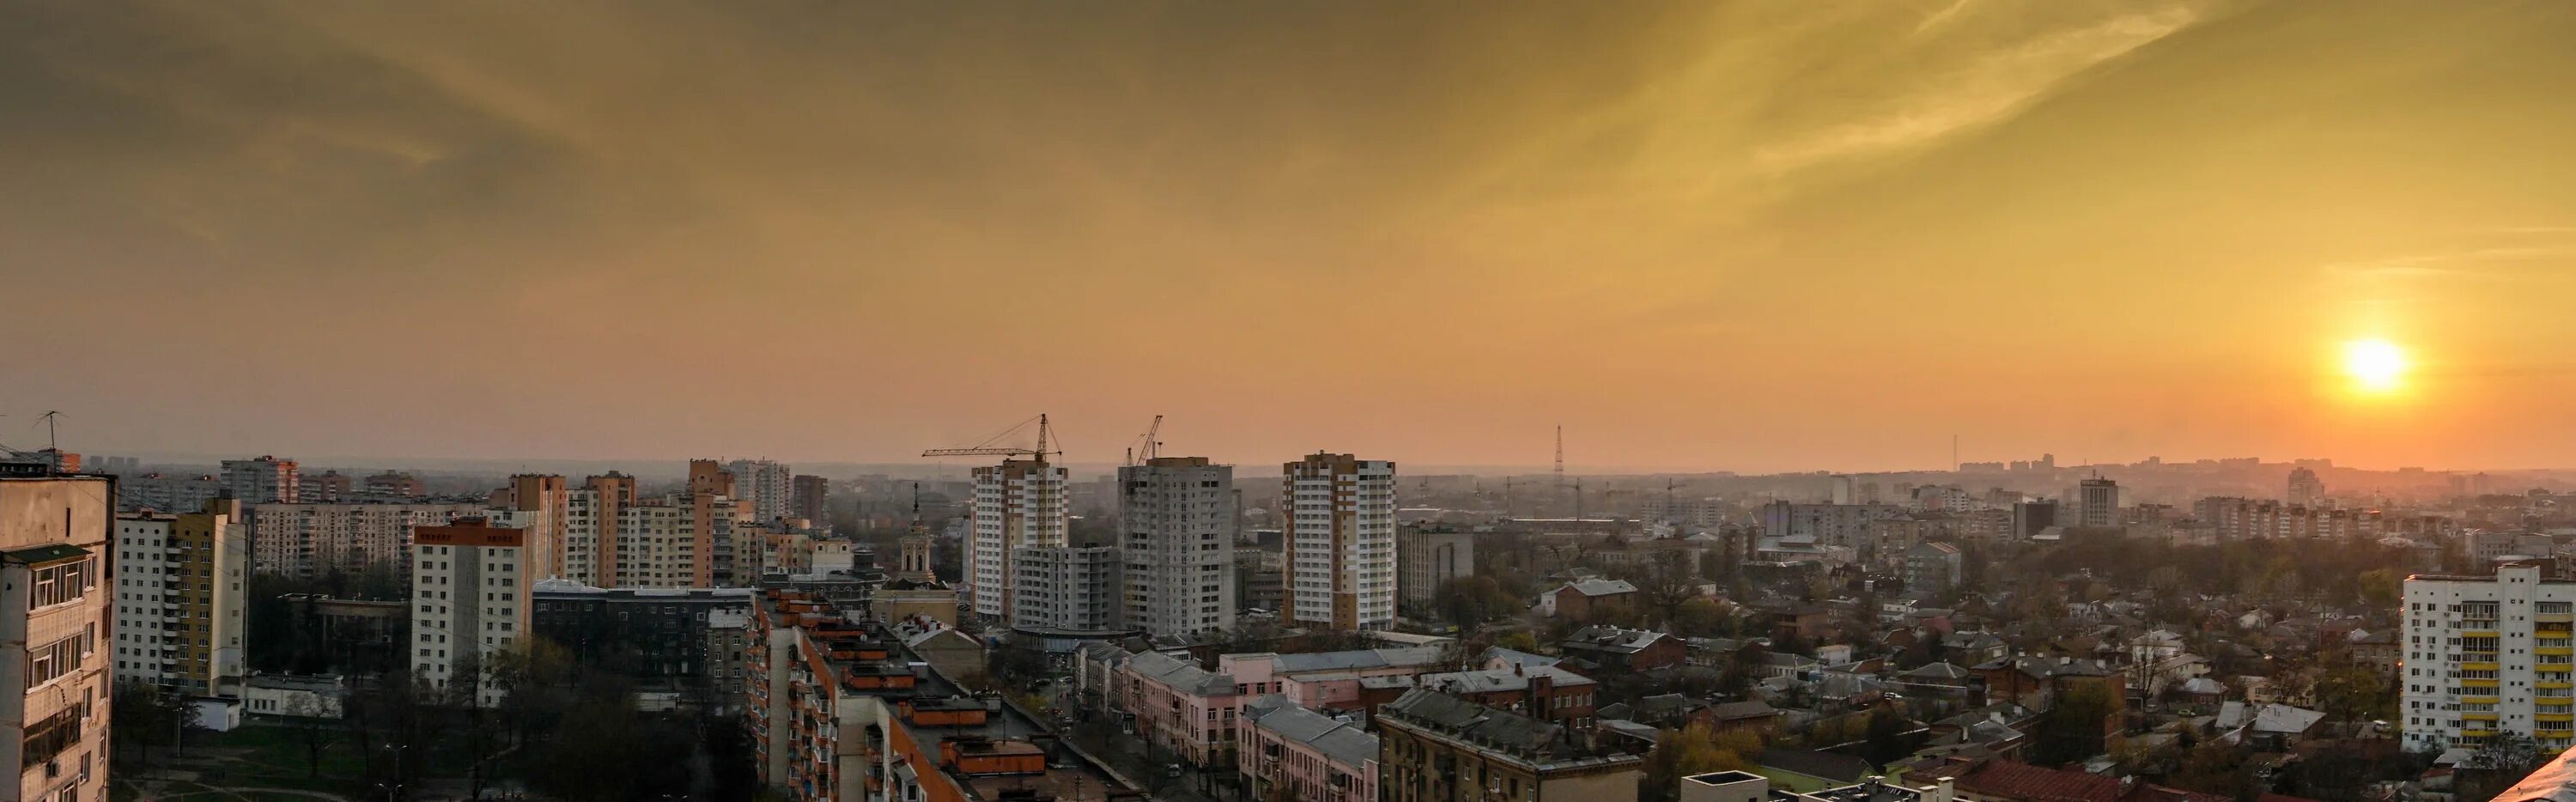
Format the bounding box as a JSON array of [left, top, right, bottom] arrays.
[[2342, 338, 2410, 392]]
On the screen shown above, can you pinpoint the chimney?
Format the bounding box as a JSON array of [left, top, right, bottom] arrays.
[[1513, 663, 1524, 677]]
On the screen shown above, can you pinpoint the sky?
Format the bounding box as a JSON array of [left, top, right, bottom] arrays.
[[6, 1, 2576, 474]]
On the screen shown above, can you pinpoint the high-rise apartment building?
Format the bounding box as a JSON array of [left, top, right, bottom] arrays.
[[490, 474, 568, 585], [726, 459, 793, 523], [248, 501, 487, 578], [561, 472, 635, 587], [0, 470, 114, 802], [687, 460, 738, 587], [410, 518, 533, 707], [790, 475, 829, 526], [123, 472, 222, 513], [221, 455, 300, 504], [1398, 526, 1476, 612], [2075, 478, 2120, 528], [1758, 501, 1905, 549], [1120, 457, 1235, 637], [1283, 453, 1396, 631], [969, 459, 1067, 620], [1011, 544, 1122, 632], [112, 498, 250, 696], [2401, 562, 2576, 754], [2287, 467, 2326, 507], [301, 471, 354, 502], [364, 471, 425, 498]]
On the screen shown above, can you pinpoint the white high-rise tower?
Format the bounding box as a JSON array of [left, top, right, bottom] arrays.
[[1283, 453, 1395, 631], [1121, 457, 1235, 637], [971, 459, 1067, 621]]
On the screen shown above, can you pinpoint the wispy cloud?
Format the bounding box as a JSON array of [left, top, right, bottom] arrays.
[[1757, 5, 2200, 173]]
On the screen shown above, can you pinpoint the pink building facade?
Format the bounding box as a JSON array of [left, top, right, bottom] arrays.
[[1239, 698, 1379, 802], [1121, 650, 1246, 765]]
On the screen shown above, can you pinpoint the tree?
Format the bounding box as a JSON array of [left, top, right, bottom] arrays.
[[1639, 724, 1753, 802], [2312, 665, 2392, 724], [1433, 576, 1523, 629], [2031, 684, 2117, 767], [111, 679, 177, 763], [1495, 630, 1540, 653], [285, 696, 334, 778], [1672, 598, 1730, 638], [1862, 709, 1910, 767]]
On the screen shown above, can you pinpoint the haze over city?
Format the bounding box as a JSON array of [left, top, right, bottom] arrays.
[[11, 2, 2576, 471]]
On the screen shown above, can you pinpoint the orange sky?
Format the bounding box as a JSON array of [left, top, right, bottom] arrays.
[[6, 1, 2576, 472]]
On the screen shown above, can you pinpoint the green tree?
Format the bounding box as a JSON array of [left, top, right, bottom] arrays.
[[1672, 598, 1729, 638], [1639, 724, 1755, 802], [2031, 684, 2117, 767]]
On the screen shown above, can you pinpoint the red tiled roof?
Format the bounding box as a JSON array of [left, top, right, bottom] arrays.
[[1953, 761, 2124, 802]]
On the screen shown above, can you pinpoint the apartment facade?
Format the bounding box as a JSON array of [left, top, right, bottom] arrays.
[[220, 455, 300, 504], [1397, 526, 1475, 612], [1240, 697, 1380, 802], [0, 471, 115, 802], [122, 473, 222, 514], [2402, 562, 2576, 754], [1376, 689, 1643, 802], [2075, 479, 2119, 528], [112, 498, 250, 696], [790, 475, 829, 526], [248, 501, 486, 578], [1283, 453, 1396, 631], [410, 518, 532, 707], [562, 472, 636, 587], [529, 579, 753, 705], [969, 459, 1067, 620], [1121, 457, 1235, 637], [1011, 544, 1121, 632], [726, 459, 793, 524], [489, 474, 568, 586]]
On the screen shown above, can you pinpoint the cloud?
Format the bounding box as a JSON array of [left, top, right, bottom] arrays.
[[1755, 4, 2202, 173]]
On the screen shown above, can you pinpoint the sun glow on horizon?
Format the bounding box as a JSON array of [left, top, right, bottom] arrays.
[[2342, 338, 2411, 394]]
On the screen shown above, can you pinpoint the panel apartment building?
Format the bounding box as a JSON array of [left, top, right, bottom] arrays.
[[2402, 562, 2576, 754], [1120, 456, 1235, 637], [410, 518, 534, 707], [249, 501, 486, 578], [112, 498, 251, 696], [0, 469, 116, 802], [1284, 453, 1396, 630], [969, 459, 1066, 622]]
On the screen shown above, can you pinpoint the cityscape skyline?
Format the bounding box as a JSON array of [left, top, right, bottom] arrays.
[[12, 2, 2576, 471]]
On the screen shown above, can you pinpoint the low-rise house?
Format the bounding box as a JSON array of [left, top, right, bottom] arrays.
[[245, 673, 345, 719], [1598, 693, 1712, 732], [1559, 625, 1689, 674], [1755, 748, 1874, 792], [1543, 579, 1641, 620], [1240, 696, 1378, 802], [1942, 632, 2008, 665], [1708, 700, 1782, 734], [2345, 629, 2399, 676], [1975, 656, 2125, 714]]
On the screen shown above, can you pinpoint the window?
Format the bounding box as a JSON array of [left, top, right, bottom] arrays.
[[27, 628, 95, 687], [30, 556, 95, 609]]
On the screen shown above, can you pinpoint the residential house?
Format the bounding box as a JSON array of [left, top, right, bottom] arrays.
[[1558, 626, 1688, 674], [1543, 579, 1641, 620]]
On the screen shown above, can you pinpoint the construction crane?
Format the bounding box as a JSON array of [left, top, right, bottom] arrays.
[[922, 414, 1063, 462], [1124, 415, 1164, 465]]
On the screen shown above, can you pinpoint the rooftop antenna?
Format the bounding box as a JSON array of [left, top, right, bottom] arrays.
[[39, 411, 60, 452]]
